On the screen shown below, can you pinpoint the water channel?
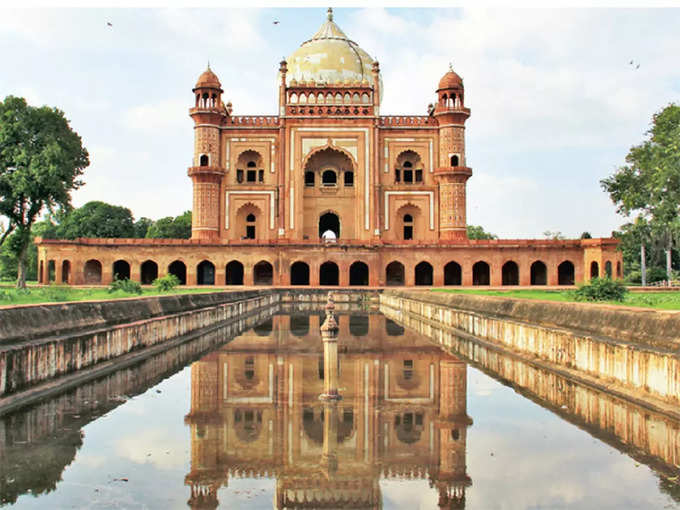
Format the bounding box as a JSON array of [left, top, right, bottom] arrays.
[[1, 309, 679, 509]]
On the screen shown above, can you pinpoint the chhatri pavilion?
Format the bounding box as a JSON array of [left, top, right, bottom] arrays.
[[36, 8, 621, 287]]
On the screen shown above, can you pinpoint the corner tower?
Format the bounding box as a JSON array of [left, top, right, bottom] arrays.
[[434, 65, 472, 241], [188, 66, 227, 240]]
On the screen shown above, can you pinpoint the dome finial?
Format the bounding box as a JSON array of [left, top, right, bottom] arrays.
[[449, 62, 453, 72], [327, 7, 333, 21]]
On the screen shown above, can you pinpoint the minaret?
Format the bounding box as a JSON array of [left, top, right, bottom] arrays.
[[188, 65, 227, 240], [433, 64, 472, 242]]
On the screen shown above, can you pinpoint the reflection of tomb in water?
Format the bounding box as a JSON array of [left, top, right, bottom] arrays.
[[183, 313, 473, 509]]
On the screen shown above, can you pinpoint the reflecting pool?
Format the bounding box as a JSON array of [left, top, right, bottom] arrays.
[[1, 312, 679, 509]]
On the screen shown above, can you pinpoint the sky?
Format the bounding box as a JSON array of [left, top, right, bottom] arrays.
[[1, 5, 679, 239]]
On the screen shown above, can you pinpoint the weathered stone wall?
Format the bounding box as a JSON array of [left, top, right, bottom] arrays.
[[0, 290, 272, 345], [0, 291, 279, 399], [391, 309, 680, 475], [381, 290, 680, 407]]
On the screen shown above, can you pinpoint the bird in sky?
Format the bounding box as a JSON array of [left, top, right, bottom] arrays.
[[273, 20, 280, 24], [628, 59, 640, 69], [106, 21, 113, 27]]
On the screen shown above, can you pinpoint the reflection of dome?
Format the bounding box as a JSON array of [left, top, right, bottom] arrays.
[[284, 8, 382, 99], [322, 230, 337, 241]]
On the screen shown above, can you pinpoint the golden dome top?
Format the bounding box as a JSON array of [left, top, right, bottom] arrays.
[[284, 8, 381, 98]]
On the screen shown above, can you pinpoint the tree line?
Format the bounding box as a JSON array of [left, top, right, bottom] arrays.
[[0, 202, 191, 281]]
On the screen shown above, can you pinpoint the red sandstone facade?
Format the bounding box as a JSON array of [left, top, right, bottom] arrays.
[[36, 9, 621, 287]]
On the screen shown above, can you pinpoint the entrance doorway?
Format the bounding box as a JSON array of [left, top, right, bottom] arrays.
[[319, 212, 340, 239]]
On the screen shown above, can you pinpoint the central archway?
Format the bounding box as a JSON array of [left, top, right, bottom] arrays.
[[320, 261, 339, 286], [319, 212, 340, 239]]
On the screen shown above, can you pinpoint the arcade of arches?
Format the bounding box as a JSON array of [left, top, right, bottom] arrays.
[[35, 9, 622, 287], [36, 240, 619, 287]]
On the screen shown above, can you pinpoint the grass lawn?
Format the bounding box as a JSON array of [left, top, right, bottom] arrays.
[[0, 283, 227, 307], [433, 288, 680, 311]]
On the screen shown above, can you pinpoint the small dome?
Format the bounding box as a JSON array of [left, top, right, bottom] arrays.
[[194, 66, 221, 89], [438, 65, 463, 90]]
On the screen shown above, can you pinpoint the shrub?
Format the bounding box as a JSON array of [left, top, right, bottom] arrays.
[[153, 274, 180, 292], [574, 277, 628, 302], [108, 276, 142, 295]]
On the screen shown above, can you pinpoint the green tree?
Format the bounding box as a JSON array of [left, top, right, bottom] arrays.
[[133, 217, 153, 238], [55, 201, 135, 239], [0, 96, 88, 288], [466, 225, 497, 240], [601, 103, 680, 281], [146, 210, 192, 239]]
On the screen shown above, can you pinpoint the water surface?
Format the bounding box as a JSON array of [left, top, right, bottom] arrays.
[[1, 312, 678, 509]]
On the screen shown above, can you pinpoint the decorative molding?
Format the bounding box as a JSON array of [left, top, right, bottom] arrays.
[[384, 190, 435, 230], [292, 127, 371, 230], [225, 190, 276, 230]]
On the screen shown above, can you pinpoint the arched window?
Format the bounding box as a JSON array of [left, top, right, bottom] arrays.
[[444, 261, 462, 285], [344, 171, 354, 187], [244, 357, 255, 380], [61, 260, 71, 284], [290, 92, 298, 103], [305, 171, 315, 187], [386, 261, 405, 286], [558, 261, 575, 285], [403, 161, 413, 183], [344, 93, 351, 103], [299, 93, 307, 104], [322, 170, 337, 186], [168, 260, 186, 284], [141, 260, 158, 285], [605, 261, 613, 278], [335, 93, 342, 104], [246, 213, 256, 239], [349, 261, 369, 286], [290, 315, 310, 337], [47, 260, 56, 282], [531, 261, 547, 285], [199, 154, 209, 167], [84, 259, 102, 284], [290, 261, 310, 285], [197, 260, 215, 285], [317, 92, 324, 103], [616, 261, 622, 278], [396, 150, 423, 184], [502, 261, 519, 286], [319, 212, 340, 239], [450, 155, 459, 166], [403, 214, 413, 240], [361, 93, 370, 104], [113, 260, 131, 281], [590, 261, 599, 279], [473, 261, 490, 285], [226, 260, 244, 285], [352, 93, 360, 103], [320, 261, 339, 286], [415, 262, 433, 286], [253, 261, 273, 285]]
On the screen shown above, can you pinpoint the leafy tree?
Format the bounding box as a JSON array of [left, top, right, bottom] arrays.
[[466, 225, 497, 240], [146, 210, 192, 239], [0, 96, 88, 288], [55, 201, 135, 239], [601, 103, 680, 281], [133, 217, 153, 238]]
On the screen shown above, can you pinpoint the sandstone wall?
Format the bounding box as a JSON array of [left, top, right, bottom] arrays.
[[381, 290, 680, 407]]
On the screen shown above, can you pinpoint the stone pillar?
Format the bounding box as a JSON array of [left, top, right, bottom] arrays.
[[320, 293, 341, 401], [321, 401, 339, 475], [102, 263, 114, 285]]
